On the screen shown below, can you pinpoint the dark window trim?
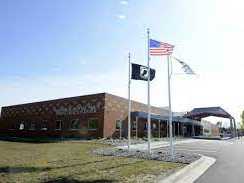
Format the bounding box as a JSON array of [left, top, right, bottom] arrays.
[[116, 119, 122, 131], [55, 120, 62, 130], [70, 118, 81, 131], [41, 120, 48, 131], [29, 122, 36, 131], [88, 118, 99, 131]]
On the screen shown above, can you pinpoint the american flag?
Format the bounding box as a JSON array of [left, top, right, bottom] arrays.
[[149, 39, 174, 56]]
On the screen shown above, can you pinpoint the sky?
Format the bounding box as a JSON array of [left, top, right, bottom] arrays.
[[0, 0, 244, 126]]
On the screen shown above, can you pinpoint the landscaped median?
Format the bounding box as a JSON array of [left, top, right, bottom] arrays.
[[0, 140, 184, 183]]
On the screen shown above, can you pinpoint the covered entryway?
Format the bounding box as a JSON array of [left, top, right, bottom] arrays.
[[130, 111, 203, 138], [184, 107, 237, 137], [173, 116, 203, 137]]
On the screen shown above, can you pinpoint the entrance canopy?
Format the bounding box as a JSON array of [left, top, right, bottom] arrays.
[[184, 107, 234, 120], [131, 111, 202, 126]]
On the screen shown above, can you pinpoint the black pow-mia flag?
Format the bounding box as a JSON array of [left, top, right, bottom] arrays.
[[131, 63, 156, 81]]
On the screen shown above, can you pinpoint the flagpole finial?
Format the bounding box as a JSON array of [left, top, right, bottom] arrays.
[[147, 28, 150, 34]]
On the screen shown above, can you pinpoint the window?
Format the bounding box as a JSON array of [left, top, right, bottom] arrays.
[[153, 123, 157, 130], [29, 123, 36, 130], [144, 123, 156, 130], [144, 123, 147, 130], [132, 121, 137, 130], [41, 121, 48, 131], [19, 122, 24, 130], [116, 120, 122, 130], [70, 119, 80, 130], [88, 118, 98, 130], [204, 129, 210, 133], [55, 120, 62, 130]]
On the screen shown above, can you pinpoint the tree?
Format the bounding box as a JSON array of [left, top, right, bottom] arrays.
[[240, 111, 244, 129]]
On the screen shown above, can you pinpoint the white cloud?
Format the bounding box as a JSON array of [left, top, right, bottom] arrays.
[[117, 14, 126, 20], [120, 0, 128, 5]]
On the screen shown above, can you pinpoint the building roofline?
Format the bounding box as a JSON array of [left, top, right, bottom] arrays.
[[186, 106, 234, 119], [1, 92, 168, 113], [1, 92, 107, 108]]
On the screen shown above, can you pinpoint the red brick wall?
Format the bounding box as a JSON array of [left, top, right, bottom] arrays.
[[0, 93, 106, 138], [103, 93, 168, 138], [211, 125, 220, 136]]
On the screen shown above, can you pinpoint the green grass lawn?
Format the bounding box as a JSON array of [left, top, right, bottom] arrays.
[[0, 140, 183, 183]]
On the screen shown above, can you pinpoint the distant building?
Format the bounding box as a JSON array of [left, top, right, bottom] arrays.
[[201, 120, 220, 137], [0, 93, 202, 139]]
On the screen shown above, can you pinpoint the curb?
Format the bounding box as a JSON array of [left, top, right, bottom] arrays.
[[117, 139, 202, 151], [159, 155, 216, 183]]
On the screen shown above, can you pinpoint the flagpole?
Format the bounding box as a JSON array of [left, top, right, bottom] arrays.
[[147, 28, 151, 154], [128, 52, 131, 151], [167, 55, 174, 159]]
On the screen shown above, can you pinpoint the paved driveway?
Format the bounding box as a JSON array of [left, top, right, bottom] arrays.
[[154, 138, 243, 183], [196, 138, 244, 183], [153, 139, 232, 159]]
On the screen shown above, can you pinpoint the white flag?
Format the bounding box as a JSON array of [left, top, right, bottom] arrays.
[[172, 56, 195, 75]]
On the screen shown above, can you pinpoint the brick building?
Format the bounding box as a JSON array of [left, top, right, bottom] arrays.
[[201, 120, 220, 137], [0, 93, 170, 138], [0, 92, 202, 138]]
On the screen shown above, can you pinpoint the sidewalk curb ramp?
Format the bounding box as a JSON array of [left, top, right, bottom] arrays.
[[159, 155, 216, 183]]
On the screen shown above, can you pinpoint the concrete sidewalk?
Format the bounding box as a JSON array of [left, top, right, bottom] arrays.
[[117, 138, 202, 151]]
